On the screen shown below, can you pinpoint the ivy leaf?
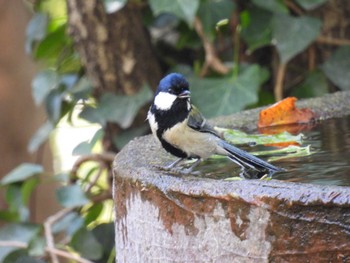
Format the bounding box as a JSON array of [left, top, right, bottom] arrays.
[[5, 185, 29, 221], [113, 124, 149, 149], [81, 85, 153, 128], [72, 128, 103, 156], [251, 0, 288, 14], [320, 46, 350, 90], [149, 0, 199, 26], [56, 185, 89, 208], [197, 0, 235, 38], [28, 121, 54, 153], [34, 24, 67, 61], [31, 70, 59, 106], [70, 228, 103, 260], [241, 7, 273, 52], [52, 211, 84, 236], [272, 14, 322, 63], [291, 70, 329, 98], [84, 204, 104, 226], [0, 224, 40, 262], [45, 89, 63, 123], [4, 254, 45, 263], [92, 223, 115, 257], [294, 0, 327, 10], [1, 164, 43, 185], [25, 13, 49, 54], [190, 64, 265, 118]]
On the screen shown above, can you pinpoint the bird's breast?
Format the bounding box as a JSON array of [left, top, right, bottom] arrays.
[[162, 120, 220, 159]]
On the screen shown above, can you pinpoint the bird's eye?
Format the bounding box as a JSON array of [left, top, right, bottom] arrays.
[[172, 85, 182, 94]]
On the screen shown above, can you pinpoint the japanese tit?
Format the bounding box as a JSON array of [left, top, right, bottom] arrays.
[[147, 73, 283, 178]]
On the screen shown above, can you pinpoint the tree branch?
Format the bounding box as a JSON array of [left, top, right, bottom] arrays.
[[274, 62, 287, 101], [194, 17, 229, 76], [316, 36, 350, 46]]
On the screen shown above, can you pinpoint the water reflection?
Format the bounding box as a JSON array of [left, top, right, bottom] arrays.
[[195, 116, 350, 186]]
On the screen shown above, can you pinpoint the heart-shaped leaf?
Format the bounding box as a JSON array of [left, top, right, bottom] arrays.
[[321, 46, 350, 90], [149, 0, 199, 26], [56, 185, 89, 208], [272, 14, 322, 63], [190, 64, 266, 118], [1, 164, 43, 185]]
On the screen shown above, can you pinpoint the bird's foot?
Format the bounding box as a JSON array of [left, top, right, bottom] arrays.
[[156, 158, 202, 176]]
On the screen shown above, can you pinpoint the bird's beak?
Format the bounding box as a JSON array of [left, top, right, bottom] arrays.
[[178, 90, 191, 98]]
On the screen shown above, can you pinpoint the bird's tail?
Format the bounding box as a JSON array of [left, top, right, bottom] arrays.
[[219, 140, 283, 176]]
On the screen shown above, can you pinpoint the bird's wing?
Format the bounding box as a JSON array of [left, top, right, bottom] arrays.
[[187, 105, 220, 136]]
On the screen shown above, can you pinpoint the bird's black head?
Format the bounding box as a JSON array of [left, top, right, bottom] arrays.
[[156, 73, 190, 98]]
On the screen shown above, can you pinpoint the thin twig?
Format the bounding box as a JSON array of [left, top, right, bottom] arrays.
[[308, 46, 316, 71], [285, 0, 304, 15], [44, 207, 75, 263], [46, 247, 94, 263], [85, 165, 106, 193], [274, 62, 287, 101], [0, 240, 93, 263], [71, 153, 115, 179], [193, 16, 229, 76], [316, 36, 350, 46], [90, 191, 113, 203], [0, 240, 27, 248]]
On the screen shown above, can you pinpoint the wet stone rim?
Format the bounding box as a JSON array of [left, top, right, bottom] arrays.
[[114, 91, 350, 207]]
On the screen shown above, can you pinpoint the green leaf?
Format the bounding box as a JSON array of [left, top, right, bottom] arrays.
[[219, 128, 304, 145], [0, 223, 40, 262], [84, 203, 104, 225], [320, 46, 350, 90], [56, 185, 89, 208], [45, 89, 63, 123], [149, 0, 199, 26], [72, 128, 103, 156], [3, 250, 28, 263], [241, 7, 273, 52], [197, 0, 235, 38], [28, 121, 54, 153], [70, 228, 103, 260], [28, 237, 46, 257], [31, 70, 59, 106], [52, 211, 84, 236], [291, 70, 329, 98], [113, 124, 149, 149], [190, 65, 265, 118], [70, 76, 93, 99], [266, 145, 313, 161], [1, 164, 43, 185], [34, 24, 67, 61], [92, 223, 115, 255], [272, 14, 322, 63], [82, 85, 153, 128], [21, 178, 40, 207], [5, 185, 29, 221], [12, 255, 46, 263], [25, 13, 49, 54], [251, 0, 288, 13], [294, 0, 327, 10]]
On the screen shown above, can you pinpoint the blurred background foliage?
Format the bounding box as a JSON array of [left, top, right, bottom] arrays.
[[1, 0, 350, 262]]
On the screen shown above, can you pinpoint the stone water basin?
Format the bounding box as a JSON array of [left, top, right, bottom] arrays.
[[113, 91, 350, 262]]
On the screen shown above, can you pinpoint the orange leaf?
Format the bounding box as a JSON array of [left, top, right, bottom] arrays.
[[258, 97, 315, 128]]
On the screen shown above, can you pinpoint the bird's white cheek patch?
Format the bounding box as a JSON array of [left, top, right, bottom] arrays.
[[154, 92, 177, 110]]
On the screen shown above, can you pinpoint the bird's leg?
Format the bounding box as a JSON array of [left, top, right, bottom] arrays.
[[164, 158, 184, 170], [181, 158, 202, 174]]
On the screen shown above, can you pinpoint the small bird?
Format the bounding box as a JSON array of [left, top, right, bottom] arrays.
[[147, 73, 283, 178]]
